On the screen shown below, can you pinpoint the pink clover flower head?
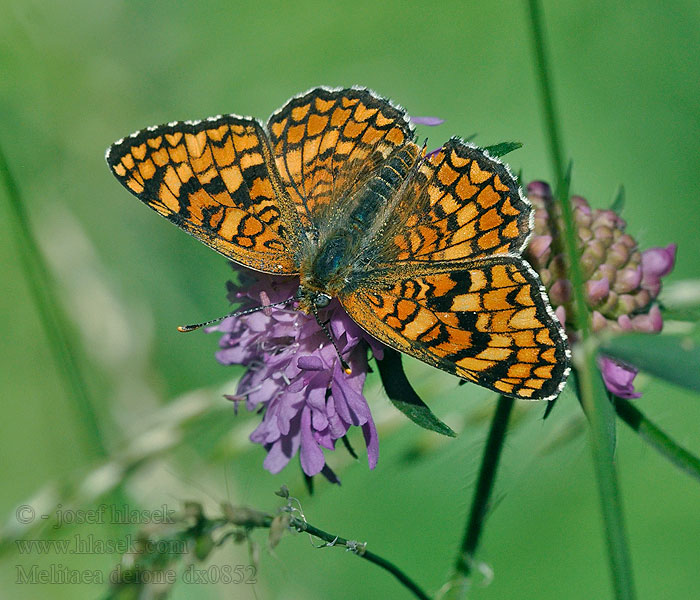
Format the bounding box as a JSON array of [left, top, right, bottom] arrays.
[[524, 181, 677, 399]]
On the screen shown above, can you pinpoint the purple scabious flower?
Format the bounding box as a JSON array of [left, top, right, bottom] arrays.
[[525, 182, 677, 398], [211, 267, 383, 482]]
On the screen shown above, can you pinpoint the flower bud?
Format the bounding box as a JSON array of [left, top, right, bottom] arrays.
[[524, 182, 676, 399]]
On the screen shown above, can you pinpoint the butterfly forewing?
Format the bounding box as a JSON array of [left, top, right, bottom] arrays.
[[340, 257, 569, 400], [106, 115, 303, 274], [267, 87, 416, 238]]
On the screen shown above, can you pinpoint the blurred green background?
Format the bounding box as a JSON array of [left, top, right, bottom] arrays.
[[2, 1, 699, 598]]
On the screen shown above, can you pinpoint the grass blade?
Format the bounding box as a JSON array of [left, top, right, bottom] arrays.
[[0, 142, 106, 457]]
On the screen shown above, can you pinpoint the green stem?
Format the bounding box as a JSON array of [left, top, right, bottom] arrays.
[[0, 142, 106, 457], [292, 517, 430, 600], [526, 2, 636, 599], [614, 396, 700, 483], [219, 504, 430, 600], [453, 396, 514, 587]]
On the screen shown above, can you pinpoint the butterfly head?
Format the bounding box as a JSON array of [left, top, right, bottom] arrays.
[[294, 285, 332, 315], [294, 286, 352, 375]]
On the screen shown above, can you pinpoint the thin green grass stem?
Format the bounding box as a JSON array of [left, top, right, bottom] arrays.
[[0, 141, 107, 458], [526, 1, 636, 598], [451, 395, 514, 596]]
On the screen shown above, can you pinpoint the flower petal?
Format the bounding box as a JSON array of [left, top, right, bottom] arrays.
[[298, 355, 325, 370], [299, 407, 325, 476], [598, 355, 641, 399], [528, 235, 552, 259], [311, 408, 329, 432], [409, 116, 445, 126], [362, 417, 379, 469], [642, 244, 677, 279], [263, 430, 301, 473], [586, 277, 610, 304]]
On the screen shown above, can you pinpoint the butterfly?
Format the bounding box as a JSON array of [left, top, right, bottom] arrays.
[[106, 86, 570, 400]]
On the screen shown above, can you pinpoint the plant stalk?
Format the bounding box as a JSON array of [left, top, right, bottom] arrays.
[[526, 1, 636, 598], [453, 395, 514, 590], [0, 142, 106, 457]]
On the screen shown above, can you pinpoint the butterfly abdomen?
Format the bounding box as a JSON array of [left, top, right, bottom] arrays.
[[346, 144, 418, 231]]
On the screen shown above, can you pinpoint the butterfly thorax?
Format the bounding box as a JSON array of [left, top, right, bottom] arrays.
[[298, 144, 420, 304]]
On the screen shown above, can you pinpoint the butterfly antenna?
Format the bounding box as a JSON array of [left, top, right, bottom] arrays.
[[310, 303, 352, 375], [177, 298, 293, 332]]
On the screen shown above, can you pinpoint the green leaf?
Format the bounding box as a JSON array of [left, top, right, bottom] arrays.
[[610, 184, 625, 213], [375, 348, 456, 437], [662, 279, 700, 310], [557, 159, 573, 198], [660, 305, 700, 322], [613, 395, 700, 483], [194, 533, 216, 561], [660, 279, 700, 321], [600, 333, 700, 393], [483, 141, 522, 158]]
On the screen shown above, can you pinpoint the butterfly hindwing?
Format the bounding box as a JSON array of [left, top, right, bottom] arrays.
[[341, 256, 570, 400], [106, 115, 304, 274]]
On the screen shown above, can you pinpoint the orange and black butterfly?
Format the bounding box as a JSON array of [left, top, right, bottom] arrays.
[[106, 86, 570, 400]]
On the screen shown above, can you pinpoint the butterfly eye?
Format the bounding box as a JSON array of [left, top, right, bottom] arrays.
[[294, 287, 304, 300], [314, 293, 332, 308]]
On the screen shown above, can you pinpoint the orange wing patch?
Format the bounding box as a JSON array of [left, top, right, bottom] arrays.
[[384, 138, 532, 264], [267, 87, 415, 236], [341, 256, 569, 400], [106, 116, 303, 274]]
